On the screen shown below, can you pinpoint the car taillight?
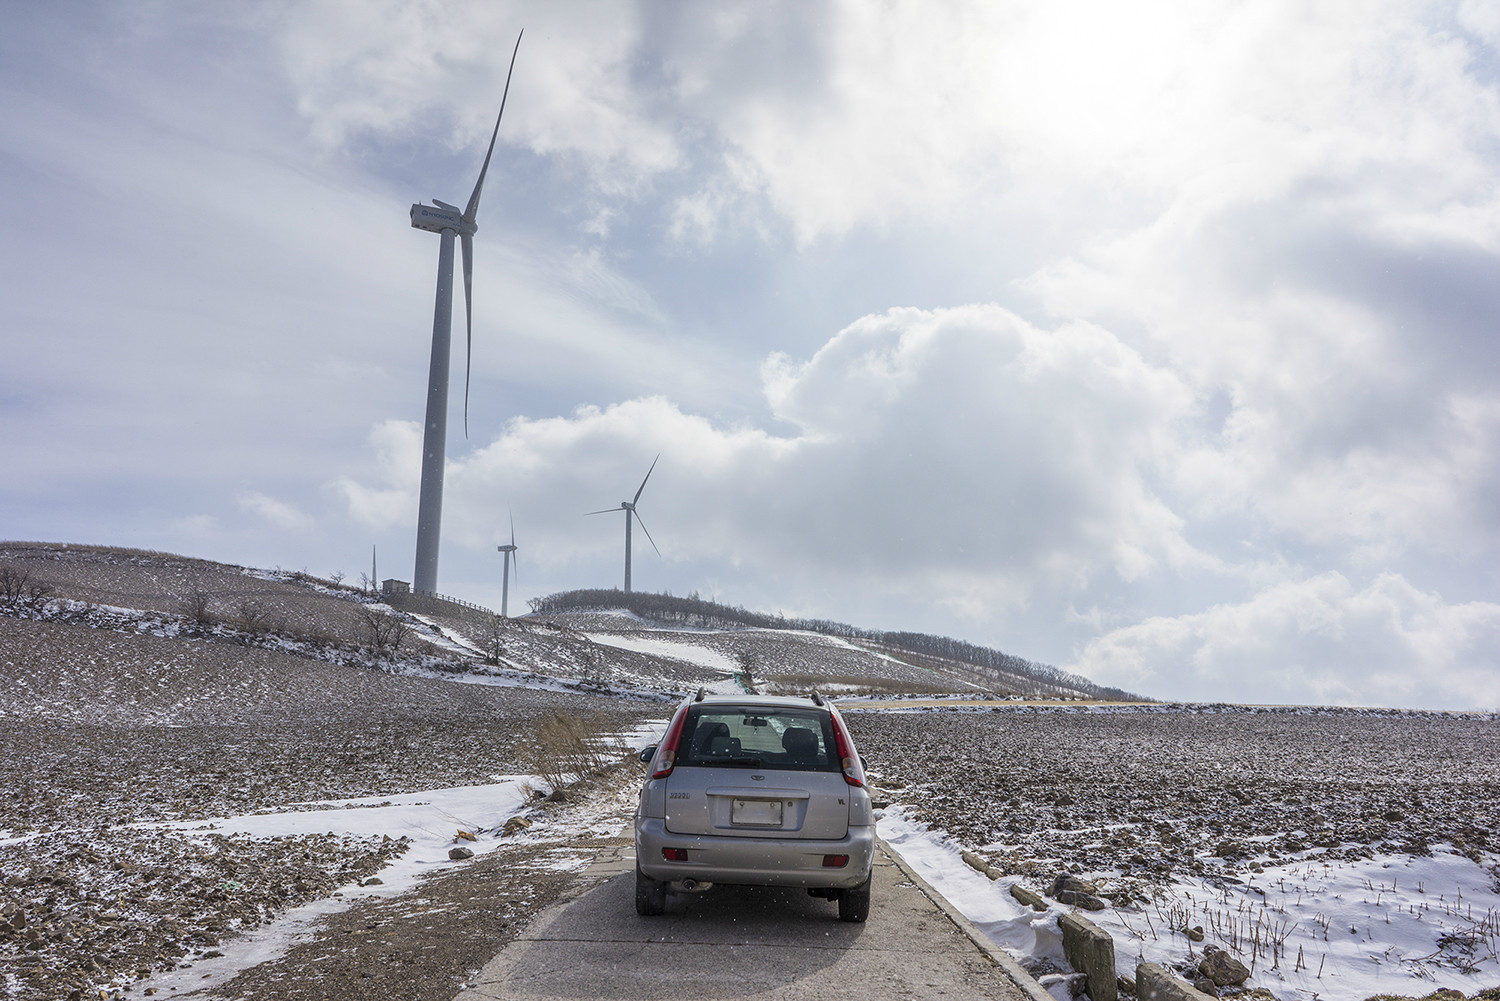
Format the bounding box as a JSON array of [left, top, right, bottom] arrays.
[[652, 702, 691, 779], [822, 854, 849, 868], [828, 707, 864, 787], [663, 847, 689, 861]]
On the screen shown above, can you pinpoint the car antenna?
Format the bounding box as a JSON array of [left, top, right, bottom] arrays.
[[809, 691, 825, 706], [694, 687, 706, 702]]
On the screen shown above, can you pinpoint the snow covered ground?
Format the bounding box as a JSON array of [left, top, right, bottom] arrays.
[[582, 631, 745, 692], [880, 796, 1500, 1000], [114, 716, 668, 1000], [882, 804, 1494, 1001]]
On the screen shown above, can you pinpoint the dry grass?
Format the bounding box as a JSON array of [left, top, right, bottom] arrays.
[[763, 672, 970, 698], [511, 710, 632, 794]]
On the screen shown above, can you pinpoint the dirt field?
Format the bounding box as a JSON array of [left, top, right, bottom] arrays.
[[0, 610, 653, 1001], [845, 705, 1500, 893]]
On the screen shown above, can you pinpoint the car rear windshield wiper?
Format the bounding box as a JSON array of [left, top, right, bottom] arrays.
[[714, 755, 766, 767]]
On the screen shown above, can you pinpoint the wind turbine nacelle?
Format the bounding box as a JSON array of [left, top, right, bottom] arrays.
[[410, 203, 472, 234]]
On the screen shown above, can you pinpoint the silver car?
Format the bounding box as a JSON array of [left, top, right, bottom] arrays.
[[633, 691, 876, 921]]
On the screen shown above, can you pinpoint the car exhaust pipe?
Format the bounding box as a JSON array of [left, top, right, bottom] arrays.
[[672, 878, 713, 893]]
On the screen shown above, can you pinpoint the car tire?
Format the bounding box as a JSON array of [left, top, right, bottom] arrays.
[[635, 866, 666, 916], [837, 873, 871, 923]]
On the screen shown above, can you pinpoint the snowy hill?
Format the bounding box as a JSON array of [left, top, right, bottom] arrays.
[[0, 541, 1117, 704]]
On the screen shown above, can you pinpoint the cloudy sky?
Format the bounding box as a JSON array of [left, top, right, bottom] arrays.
[[3, 1, 1497, 709]]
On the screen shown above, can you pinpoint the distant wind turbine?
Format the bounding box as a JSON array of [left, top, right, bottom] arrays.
[[586, 455, 660, 593], [408, 30, 523, 595], [496, 514, 519, 618]]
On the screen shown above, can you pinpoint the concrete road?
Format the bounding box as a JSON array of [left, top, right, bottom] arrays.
[[453, 840, 1042, 1001]]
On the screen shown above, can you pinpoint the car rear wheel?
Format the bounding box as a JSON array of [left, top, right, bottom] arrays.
[[635, 866, 666, 916], [837, 874, 871, 922]]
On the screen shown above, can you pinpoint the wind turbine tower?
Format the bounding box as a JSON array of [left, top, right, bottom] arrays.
[[496, 515, 518, 618], [586, 455, 660, 593], [408, 31, 523, 595]]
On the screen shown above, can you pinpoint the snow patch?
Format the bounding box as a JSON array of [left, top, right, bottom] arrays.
[[879, 806, 1500, 999]]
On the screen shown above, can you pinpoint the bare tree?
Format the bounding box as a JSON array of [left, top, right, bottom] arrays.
[[359, 607, 410, 656], [0, 566, 52, 605], [330, 570, 346, 587], [180, 588, 217, 634], [484, 614, 506, 666]]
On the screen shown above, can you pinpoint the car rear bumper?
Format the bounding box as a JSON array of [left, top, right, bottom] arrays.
[[634, 816, 876, 888]]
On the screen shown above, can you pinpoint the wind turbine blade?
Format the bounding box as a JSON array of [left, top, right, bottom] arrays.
[[433, 198, 460, 212], [633, 453, 660, 505], [583, 508, 619, 517], [464, 30, 524, 223], [634, 510, 661, 556], [509, 510, 516, 548], [461, 231, 474, 437]]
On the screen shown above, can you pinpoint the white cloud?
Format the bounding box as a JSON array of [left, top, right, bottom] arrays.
[[629, 0, 1500, 246], [239, 492, 314, 532], [334, 420, 423, 529], [1072, 572, 1500, 710], [274, 0, 680, 190], [1027, 200, 1500, 567], [346, 304, 1205, 619]]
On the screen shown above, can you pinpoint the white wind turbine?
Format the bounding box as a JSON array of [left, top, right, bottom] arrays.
[[496, 513, 519, 618], [586, 455, 660, 593], [409, 31, 523, 595]]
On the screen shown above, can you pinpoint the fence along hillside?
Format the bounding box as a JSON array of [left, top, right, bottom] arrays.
[[527, 588, 1140, 702]]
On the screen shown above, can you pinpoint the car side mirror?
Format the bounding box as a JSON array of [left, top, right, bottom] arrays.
[[859, 755, 869, 771], [638, 745, 656, 763]]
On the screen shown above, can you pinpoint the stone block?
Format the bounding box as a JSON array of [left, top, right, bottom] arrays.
[[1136, 962, 1203, 1001], [1058, 889, 1108, 910], [1011, 884, 1048, 911], [1060, 911, 1116, 1001]]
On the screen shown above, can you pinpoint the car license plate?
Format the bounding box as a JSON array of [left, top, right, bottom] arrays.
[[731, 798, 783, 826]]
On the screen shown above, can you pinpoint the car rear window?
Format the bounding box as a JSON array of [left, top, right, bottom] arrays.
[[677, 706, 839, 772]]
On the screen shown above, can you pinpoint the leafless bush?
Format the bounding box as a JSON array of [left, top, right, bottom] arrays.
[[359, 607, 410, 656], [179, 588, 218, 633], [0, 566, 53, 605], [513, 711, 626, 792], [578, 641, 611, 685], [234, 601, 270, 635]]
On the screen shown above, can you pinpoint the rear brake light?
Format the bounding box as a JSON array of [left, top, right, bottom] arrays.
[[663, 847, 689, 861], [828, 707, 864, 787], [822, 854, 849, 868], [652, 702, 692, 779]]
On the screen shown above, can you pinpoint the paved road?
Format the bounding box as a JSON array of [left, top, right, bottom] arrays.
[[453, 840, 1042, 1001]]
